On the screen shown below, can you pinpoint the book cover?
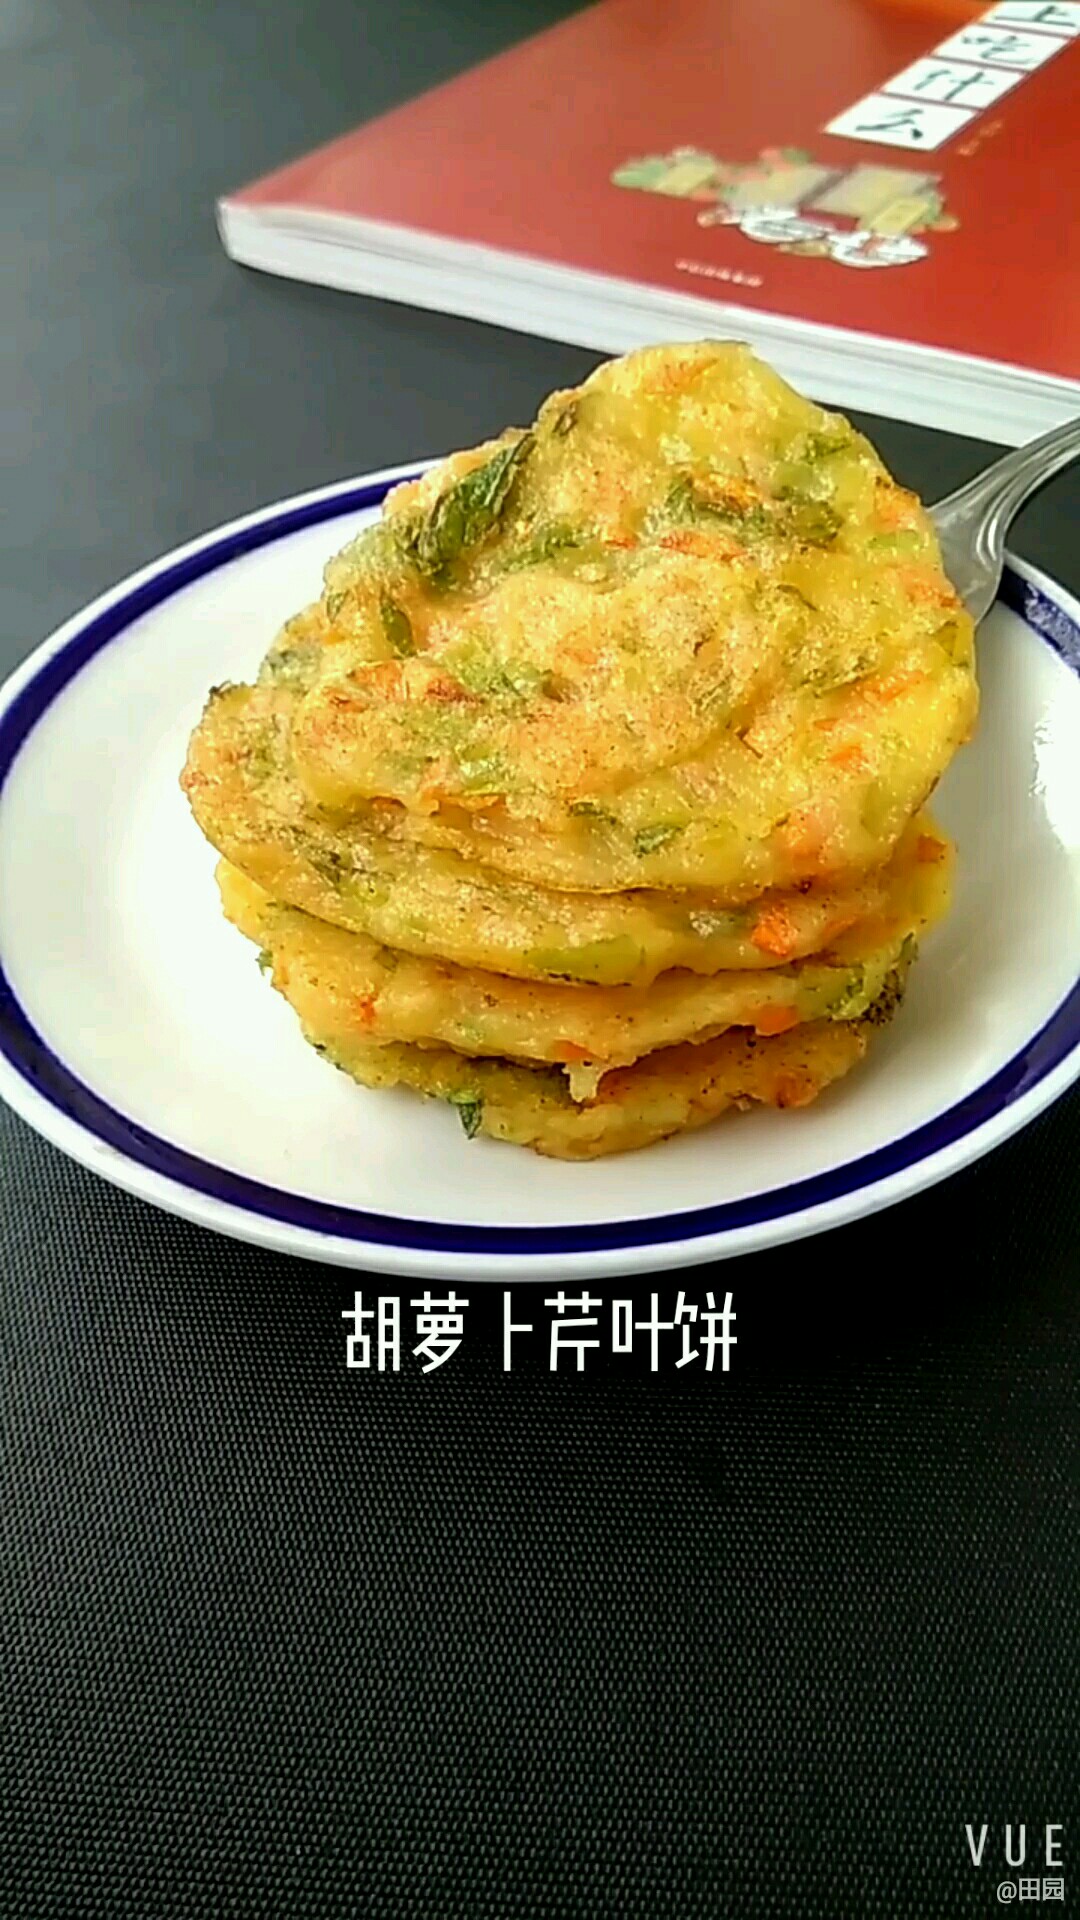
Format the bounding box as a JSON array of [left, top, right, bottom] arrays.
[[225, 0, 1080, 399]]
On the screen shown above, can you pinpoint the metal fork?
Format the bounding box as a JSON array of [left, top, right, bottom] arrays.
[[930, 415, 1080, 623]]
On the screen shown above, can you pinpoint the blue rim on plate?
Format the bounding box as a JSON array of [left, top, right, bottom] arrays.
[[0, 475, 1078, 1259]]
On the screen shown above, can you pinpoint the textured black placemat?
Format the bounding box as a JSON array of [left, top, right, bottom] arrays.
[[4, 4, 1079, 1915], [3, 1097, 1079, 1918]]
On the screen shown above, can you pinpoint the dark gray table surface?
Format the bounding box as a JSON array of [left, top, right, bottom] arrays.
[[4, 5, 1079, 1917]]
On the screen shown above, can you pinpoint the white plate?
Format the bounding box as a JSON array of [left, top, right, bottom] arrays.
[[1, 465, 1079, 1281]]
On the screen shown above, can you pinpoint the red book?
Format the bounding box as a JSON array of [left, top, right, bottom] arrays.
[[219, 0, 1080, 443]]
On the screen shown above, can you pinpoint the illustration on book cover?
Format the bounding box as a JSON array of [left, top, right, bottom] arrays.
[[612, 146, 959, 269]]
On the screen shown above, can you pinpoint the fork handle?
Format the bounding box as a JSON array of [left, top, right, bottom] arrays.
[[933, 414, 1080, 541]]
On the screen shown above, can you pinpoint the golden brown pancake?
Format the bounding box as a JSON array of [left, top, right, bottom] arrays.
[[279, 341, 975, 895], [216, 832, 948, 1096], [184, 676, 951, 988], [218, 871, 908, 1159], [179, 341, 973, 1157]]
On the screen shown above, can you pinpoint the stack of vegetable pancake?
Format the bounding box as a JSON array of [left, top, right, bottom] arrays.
[[181, 342, 975, 1158]]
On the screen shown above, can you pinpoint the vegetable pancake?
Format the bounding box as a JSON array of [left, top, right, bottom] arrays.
[[280, 1013, 900, 1160], [219, 870, 909, 1158], [181, 341, 973, 1158], [216, 828, 948, 1095], [184, 679, 947, 988], [278, 341, 975, 895]]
